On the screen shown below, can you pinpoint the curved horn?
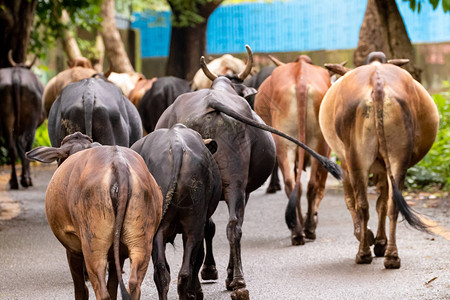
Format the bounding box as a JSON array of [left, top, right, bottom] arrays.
[[26, 55, 38, 68], [324, 63, 351, 76], [268, 54, 285, 66], [237, 45, 253, 80], [8, 50, 17, 67], [200, 56, 218, 81], [387, 59, 410, 67]]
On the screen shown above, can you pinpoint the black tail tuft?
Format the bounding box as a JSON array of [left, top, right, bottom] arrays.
[[285, 183, 300, 230], [392, 182, 430, 234], [318, 154, 343, 180], [120, 280, 131, 300]]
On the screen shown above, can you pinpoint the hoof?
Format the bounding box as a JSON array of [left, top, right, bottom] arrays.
[[384, 256, 401, 269], [374, 241, 387, 257], [231, 288, 249, 300], [225, 278, 233, 291], [201, 265, 218, 281], [304, 230, 316, 240], [266, 185, 279, 194], [9, 178, 19, 190], [291, 234, 305, 246], [20, 177, 32, 188], [355, 252, 373, 264]]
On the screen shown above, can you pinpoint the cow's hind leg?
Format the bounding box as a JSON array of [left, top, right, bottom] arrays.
[[66, 250, 89, 300], [225, 189, 249, 300], [106, 255, 126, 300], [266, 160, 281, 194], [17, 133, 33, 187], [128, 247, 151, 300], [373, 173, 388, 257], [304, 151, 328, 240], [201, 218, 218, 280], [83, 250, 109, 300], [5, 130, 19, 189], [178, 233, 204, 300], [384, 175, 403, 269], [152, 230, 170, 300]]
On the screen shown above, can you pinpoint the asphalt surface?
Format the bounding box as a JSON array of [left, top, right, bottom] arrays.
[[0, 163, 449, 300]]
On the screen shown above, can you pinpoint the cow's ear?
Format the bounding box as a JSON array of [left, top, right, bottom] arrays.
[[234, 83, 257, 99], [204, 139, 218, 155], [26, 146, 67, 163]]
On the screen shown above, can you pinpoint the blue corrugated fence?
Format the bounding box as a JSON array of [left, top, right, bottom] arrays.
[[132, 0, 450, 58]]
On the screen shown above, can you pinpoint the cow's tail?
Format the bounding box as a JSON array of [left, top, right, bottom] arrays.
[[208, 100, 342, 180], [285, 73, 308, 229], [83, 83, 94, 138], [163, 138, 184, 216], [11, 68, 21, 131], [111, 150, 132, 300], [371, 69, 428, 233]]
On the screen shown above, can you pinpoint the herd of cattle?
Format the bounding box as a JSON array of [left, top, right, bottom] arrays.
[[0, 45, 439, 299]]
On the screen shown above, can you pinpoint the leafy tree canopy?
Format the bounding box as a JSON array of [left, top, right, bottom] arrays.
[[31, 0, 102, 59], [405, 0, 450, 13]]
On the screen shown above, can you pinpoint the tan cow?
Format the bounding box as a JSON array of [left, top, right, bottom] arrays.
[[26, 132, 163, 299], [127, 77, 157, 107], [191, 54, 248, 90], [42, 57, 96, 115], [107, 71, 146, 98], [319, 52, 439, 269], [254, 55, 332, 245]]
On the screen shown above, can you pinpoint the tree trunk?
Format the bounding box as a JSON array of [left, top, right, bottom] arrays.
[[100, 0, 134, 73], [354, 0, 421, 81], [58, 10, 83, 63], [0, 0, 38, 67], [166, 0, 222, 80]]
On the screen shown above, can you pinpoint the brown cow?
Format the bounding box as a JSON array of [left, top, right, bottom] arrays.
[[42, 57, 96, 115], [319, 52, 439, 269], [127, 77, 157, 107], [26, 132, 163, 299], [254, 55, 332, 245]]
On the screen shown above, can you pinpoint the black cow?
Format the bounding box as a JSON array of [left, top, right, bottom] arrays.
[[155, 46, 341, 300], [0, 51, 44, 189], [48, 76, 142, 147], [131, 123, 221, 300], [138, 76, 191, 133]]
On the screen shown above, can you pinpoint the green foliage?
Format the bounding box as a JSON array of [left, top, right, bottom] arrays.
[[405, 0, 450, 13], [406, 82, 450, 190], [33, 121, 52, 148], [167, 0, 222, 27], [30, 0, 103, 60]]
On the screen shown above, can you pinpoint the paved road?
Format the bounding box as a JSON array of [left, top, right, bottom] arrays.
[[0, 163, 449, 299]]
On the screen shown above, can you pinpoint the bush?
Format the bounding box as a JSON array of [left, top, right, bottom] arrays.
[[406, 82, 450, 191]]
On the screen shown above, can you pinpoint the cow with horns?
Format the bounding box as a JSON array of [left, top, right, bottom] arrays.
[[0, 50, 44, 189], [26, 132, 163, 300], [254, 54, 332, 245], [156, 45, 341, 300], [320, 52, 439, 269]]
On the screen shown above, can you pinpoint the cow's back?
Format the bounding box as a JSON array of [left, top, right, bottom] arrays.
[[320, 63, 439, 167]]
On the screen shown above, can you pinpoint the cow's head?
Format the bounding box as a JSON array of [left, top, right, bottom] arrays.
[[200, 45, 257, 100], [8, 50, 37, 69], [26, 132, 101, 166], [67, 57, 93, 69]]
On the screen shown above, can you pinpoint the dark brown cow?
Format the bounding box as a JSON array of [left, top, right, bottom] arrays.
[[42, 57, 96, 115], [131, 124, 221, 300], [254, 55, 332, 245], [155, 46, 341, 300], [26, 132, 163, 299], [319, 52, 439, 269], [0, 51, 44, 189]]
